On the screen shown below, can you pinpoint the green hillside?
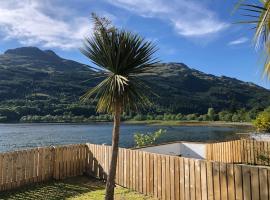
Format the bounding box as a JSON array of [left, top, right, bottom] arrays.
[[0, 47, 269, 122]]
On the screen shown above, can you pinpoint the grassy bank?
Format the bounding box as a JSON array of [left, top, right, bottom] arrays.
[[0, 176, 155, 200], [124, 120, 253, 127]]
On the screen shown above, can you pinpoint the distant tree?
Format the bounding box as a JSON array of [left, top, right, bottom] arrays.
[[186, 113, 198, 121], [232, 113, 241, 122], [133, 114, 146, 121], [207, 108, 215, 121], [80, 14, 158, 200], [155, 115, 163, 120], [218, 111, 233, 122], [175, 113, 183, 120]]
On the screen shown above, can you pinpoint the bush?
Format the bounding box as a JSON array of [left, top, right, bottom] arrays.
[[253, 111, 270, 132], [134, 129, 166, 147]]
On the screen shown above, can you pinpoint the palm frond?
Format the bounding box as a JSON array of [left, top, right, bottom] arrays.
[[237, 0, 270, 77], [80, 16, 159, 113]]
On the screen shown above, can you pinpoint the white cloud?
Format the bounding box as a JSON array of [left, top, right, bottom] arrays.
[[228, 37, 249, 45], [106, 0, 229, 37], [0, 0, 92, 50]]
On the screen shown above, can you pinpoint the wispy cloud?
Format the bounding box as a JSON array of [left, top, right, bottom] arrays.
[[0, 0, 91, 50], [228, 37, 249, 46], [106, 0, 229, 37]]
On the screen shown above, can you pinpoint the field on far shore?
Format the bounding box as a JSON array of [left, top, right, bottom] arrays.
[[124, 120, 253, 128]]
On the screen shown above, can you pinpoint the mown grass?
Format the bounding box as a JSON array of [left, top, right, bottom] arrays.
[[0, 176, 155, 200]]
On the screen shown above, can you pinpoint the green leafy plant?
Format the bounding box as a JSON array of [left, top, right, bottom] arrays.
[[253, 111, 270, 132], [134, 129, 166, 147]]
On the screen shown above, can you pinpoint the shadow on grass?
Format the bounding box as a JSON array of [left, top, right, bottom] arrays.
[[0, 176, 105, 200]]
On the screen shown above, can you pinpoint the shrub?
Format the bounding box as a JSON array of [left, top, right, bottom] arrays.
[[134, 129, 166, 147], [253, 111, 270, 132]]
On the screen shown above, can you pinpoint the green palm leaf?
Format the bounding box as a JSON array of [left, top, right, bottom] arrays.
[[237, 0, 270, 77], [80, 16, 159, 113]]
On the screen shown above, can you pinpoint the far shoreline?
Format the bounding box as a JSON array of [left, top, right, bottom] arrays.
[[0, 120, 254, 128]]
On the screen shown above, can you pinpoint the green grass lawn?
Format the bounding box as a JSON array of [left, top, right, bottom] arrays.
[[0, 176, 155, 200]]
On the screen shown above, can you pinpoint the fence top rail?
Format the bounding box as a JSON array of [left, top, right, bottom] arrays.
[[0, 143, 87, 155]]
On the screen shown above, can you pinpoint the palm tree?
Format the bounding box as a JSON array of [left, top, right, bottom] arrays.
[[80, 14, 158, 200], [237, 0, 270, 76]]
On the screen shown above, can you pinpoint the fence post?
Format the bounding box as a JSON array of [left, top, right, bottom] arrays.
[[84, 144, 89, 176], [50, 146, 56, 179]]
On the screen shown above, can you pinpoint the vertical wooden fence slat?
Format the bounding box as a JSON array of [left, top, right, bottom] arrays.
[[251, 167, 260, 200], [189, 159, 195, 200], [213, 162, 221, 200], [242, 166, 251, 200], [259, 168, 268, 200], [161, 155, 166, 200], [234, 165, 243, 200], [206, 161, 214, 200], [201, 161, 208, 200], [195, 159, 201, 200], [180, 157, 185, 200], [157, 154, 162, 199], [174, 156, 180, 200], [227, 164, 235, 200], [165, 156, 171, 200]]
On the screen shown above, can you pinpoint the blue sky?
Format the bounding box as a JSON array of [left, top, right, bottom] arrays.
[[0, 0, 269, 88]]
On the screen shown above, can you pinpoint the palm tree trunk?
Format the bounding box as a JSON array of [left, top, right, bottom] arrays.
[[105, 102, 121, 200]]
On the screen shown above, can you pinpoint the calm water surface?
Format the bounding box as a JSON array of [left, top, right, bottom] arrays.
[[0, 123, 248, 152]]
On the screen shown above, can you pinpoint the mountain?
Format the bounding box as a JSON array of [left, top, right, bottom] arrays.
[[0, 46, 270, 122]]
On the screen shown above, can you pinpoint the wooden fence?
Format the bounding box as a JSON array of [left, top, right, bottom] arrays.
[[1, 143, 270, 200], [206, 139, 270, 165], [86, 143, 270, 200], [0, 144, 87, 192]]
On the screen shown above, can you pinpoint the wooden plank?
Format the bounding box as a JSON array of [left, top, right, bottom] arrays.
[[174, 157, 180, 200], [220, 162, 228, 200], [165, 156, 171, 200], [126, 149, 130, 189], [143, 151, 147, 194], [149, 153, 154, 195], [147, 153, 151, 195], [242, 166, 251, 200], [135, 150, 139, 192], [34, 148, 38, 182], [227, 164, 235, 200], [250, 167, 260, 200], [195, 160, 202, 200], [179, 157, 185, 200], [201, 160, 208, 200], [213, 162, 221, 200], [157, 154, 162, 199], [170, 156, 175, 200], [189, 159, 196, 200], [161, 155, 166, 200], [132, 150, 136, 191], [234, 165, 243, 200], [12, 152, 17, 189], [259, 168, 268, 200], [184, 158, 190, 200], [153, 154, 157, 198], [0, 154, 2, 191], [139, 151, 143, 194], [206, 161, 214, 200]]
